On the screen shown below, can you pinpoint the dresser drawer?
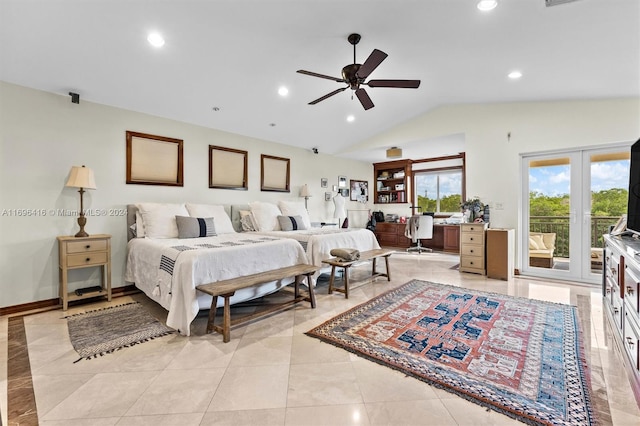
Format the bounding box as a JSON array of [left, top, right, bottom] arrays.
[[460, 233, 484, 245], [625, 266, 640, 315], [623, 312, 640, 371], [67, 252, 108, 267], [66, 239, 108, 254], [461, 256, 485, 270], [460, 245, 483, 257], [461, 224, 484, 234]]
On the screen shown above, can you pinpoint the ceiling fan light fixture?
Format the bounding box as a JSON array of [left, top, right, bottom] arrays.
[[386, 147, 403, 158], [477, 0, 498, 11]]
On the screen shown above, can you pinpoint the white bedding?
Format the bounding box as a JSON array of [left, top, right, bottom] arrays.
[[124, 233, 308, 336], [251, 228, 380, 270]]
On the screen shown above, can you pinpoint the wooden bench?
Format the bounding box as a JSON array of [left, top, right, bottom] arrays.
[[321, 248, 394, 299], [196, 264, 318, 342]]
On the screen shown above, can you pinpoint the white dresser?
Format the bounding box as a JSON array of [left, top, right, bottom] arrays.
[[459, 223, 488, 275]]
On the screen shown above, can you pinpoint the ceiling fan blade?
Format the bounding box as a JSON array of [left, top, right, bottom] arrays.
[[356, 49, 388, 79], [366, 79, 421, 88], [355, 88, 374, 110], [297, 70, 345, 83], [308, 87, 348, 105]]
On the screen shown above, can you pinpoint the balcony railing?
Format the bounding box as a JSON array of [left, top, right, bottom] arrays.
[[530, 215, 619, 258]]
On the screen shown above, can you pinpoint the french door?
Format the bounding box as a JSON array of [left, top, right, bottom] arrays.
[[520, 144, 630, 284]]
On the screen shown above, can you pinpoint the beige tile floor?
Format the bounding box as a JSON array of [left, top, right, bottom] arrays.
[[2, 251, 640, 425]]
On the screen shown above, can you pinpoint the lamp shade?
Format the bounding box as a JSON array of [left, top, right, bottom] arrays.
[[66, 165, 96, 189], [299, 184, 311, 198], [386, 147, 403, 159]]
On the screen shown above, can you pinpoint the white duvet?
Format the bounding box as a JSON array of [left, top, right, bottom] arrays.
[[124, 233, 308, 336], [252, 228, 380, 269]]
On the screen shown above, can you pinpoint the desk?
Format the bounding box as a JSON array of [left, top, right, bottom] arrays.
[[373, 222, 460, 252]]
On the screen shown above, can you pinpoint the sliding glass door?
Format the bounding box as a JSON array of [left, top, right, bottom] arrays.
[[521, 145, 630, 283]]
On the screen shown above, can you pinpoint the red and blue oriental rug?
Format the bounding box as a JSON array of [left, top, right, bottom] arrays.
[[306, 280, 597, 425]]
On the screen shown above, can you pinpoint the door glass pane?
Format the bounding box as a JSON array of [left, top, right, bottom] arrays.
[[528, 158, 570, 269], [589, 152, 630, 273]]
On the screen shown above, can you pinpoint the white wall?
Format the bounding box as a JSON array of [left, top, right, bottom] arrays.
[[0, 82, 373, 308], [348, 99, 640, 227]]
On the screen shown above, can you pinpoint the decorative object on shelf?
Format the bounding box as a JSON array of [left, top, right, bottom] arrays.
[[460, 197, 485, 222], [386, 146, 402, 158], [65, 165, 96, 237], [299, 184, 311, 209], [321, 177, 328, 188], [350, 179, 369, 203]]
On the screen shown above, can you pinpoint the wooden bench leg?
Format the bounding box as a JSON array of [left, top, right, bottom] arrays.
[[206, 295, 219, 334], [343, 266, 350, 299], [306, 273, 316, 308], [384, 255, 391, 281], [328, 264, 336, 294], [222, 294, 232, 343]]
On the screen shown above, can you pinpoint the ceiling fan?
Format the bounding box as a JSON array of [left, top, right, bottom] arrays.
[[297, 33, 421, 110]]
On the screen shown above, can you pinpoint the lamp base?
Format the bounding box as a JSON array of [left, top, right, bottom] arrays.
[[74, 214, 89, 238]]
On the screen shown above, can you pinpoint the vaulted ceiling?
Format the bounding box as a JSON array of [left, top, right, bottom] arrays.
[[1, 0, 638, 162]]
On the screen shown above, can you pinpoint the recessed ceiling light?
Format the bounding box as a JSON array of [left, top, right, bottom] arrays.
[[212, 106, 221, 112], [508, 70, 523, 79], [346, 115, 355, 122], [147, 32, 165, 47], [477, 0, 498, 11], [278, 86, 289, 97]]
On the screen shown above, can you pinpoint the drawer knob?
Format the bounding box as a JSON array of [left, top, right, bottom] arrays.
[[470, 261, 474, 265], [626, 337, 635, 347], [627, 286, 635, 295], [86, 245, 91, 249], [470, 237, 474, 241], [470, 249, 474, 253], [614, 307, 619, 314], [85, 257, 91, 262]]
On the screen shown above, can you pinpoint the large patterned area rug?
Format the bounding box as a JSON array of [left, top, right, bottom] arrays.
[[307, 280, 597, 426], [66, 302, 173, 362]]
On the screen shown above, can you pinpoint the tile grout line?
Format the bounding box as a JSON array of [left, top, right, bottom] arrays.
[[7, 316, 38, 425]]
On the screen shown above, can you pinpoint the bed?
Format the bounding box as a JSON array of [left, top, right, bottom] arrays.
[[229, 201, 381, 273], [124, 203, 308, 336]]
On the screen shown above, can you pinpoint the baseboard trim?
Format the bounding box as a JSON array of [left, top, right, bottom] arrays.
[[0, 285, 140, 317]]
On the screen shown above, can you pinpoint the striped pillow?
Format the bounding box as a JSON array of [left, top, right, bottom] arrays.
[[277, 215, 307, 231], [176, 216, 217, 238]]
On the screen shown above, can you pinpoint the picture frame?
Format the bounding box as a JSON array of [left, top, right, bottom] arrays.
[[325, 192, 332, 201], [261, 154, 290, 192], [610, 214, 627, 236], [340, 188, 350, 197], [350, 179, 369, 203], [338, 175, 347, 188], [321, 178, 328, 188], [332, 185, 338, 192], [126, 130, 183, 186], [209, 145, 247, 190]]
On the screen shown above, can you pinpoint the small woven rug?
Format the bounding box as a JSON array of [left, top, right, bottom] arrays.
[[66, 302, 173, 362], [306, 280, 597, 426]]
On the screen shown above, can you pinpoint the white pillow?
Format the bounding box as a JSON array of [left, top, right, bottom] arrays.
[[136, 203, 189, 239], [135, 211, 146, 237], [249, 201, 282, 231], [185, 203, 236, 234], [239, 210, 257, 232], [278, 200, 311, 230], [529, 234, 547, 250]]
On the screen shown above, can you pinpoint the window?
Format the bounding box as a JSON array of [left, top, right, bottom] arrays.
[[412, 153, 465, 215]]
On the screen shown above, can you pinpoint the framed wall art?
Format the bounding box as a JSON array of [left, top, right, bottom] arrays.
[[338, 175, 347, 188], [261, 154, 290, 192], [126, 131, 183, 186], [209, 145, 248, 190], [350, 179, 369, 203], [321, 178, 328, 188]]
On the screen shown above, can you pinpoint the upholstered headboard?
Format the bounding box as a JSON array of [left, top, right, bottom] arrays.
[[230, 204, 250, 233], [127, 204, 138, 241]]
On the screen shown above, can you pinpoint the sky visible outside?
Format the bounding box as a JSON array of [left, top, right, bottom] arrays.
[[529, 160, 630, 196], [415, 171, 462, 199]]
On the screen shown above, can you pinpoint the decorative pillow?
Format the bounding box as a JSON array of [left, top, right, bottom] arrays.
[[185, 203, 235, 234], [176, 216, 217, 238], [135, 211, 145, 237], [530, 234, 547, 250], [277, 215, 307, 231], [528, 236, 540, 250], [239, 210, 257, 232], [136, 203, 189, 239], [278, 200, 311, 230], [248, 201, 282, 231]]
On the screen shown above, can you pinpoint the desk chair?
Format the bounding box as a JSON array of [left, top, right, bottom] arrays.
[[406, 214, 433, 253]]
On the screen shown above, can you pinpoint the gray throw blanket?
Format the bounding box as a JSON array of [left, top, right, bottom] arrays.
[[330, 248, 360, 261]]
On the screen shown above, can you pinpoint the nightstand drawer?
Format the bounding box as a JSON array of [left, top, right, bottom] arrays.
[[67, 252, 108, 267], [460, 233, 484, 245], [66, 239, 108, 254], [460, 245, 482, 257], [461, 256, 485, 270]]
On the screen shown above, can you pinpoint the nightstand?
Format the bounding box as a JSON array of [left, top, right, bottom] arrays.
[[57, 234, 112, 310]]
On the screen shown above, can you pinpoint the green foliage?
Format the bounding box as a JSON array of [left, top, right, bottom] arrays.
[[529, 188, 628, 217], [417, 194, 462, 213]]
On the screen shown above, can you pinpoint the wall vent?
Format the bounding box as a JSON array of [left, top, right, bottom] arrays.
[[546, 0, 581, 6]]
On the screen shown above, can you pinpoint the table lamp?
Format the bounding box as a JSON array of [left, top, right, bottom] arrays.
[[300, 184, 311, 209], [65, 165, 96, 237]]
